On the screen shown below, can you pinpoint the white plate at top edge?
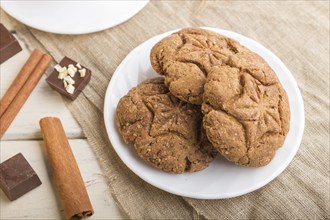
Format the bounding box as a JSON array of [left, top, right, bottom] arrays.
[[1, 0, 149, 34], [104, 27, 305, 199]]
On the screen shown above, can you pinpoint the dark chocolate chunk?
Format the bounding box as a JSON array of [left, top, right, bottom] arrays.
[[46, 56, 91, 100], [0, 153, 42, 201], [0, 23, 22, 64]]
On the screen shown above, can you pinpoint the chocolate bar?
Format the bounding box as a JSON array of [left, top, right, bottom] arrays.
[[46, 56, 91, 100], [0, 153, 42, 201], [0, 23, 22, 64]]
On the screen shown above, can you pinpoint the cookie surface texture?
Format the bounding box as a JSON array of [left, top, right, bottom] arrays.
[[202, 51, 290, 167], [116, 77, 217, 173], [150, 27, 246, 104]]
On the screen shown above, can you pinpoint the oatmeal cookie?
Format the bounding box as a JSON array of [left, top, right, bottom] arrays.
[[150, 27, 247, 104], [202, 51, 290, 167], [116, 77, 217, 173]]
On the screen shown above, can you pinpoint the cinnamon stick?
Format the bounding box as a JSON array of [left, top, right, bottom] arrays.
[[39, 117, 94, 220], [0, 49, 44, 117], [0, 53, 52, 139]]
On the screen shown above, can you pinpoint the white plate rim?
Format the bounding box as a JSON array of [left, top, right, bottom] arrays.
[[104, 27, 305, 199], [1, 0, 149, 35]]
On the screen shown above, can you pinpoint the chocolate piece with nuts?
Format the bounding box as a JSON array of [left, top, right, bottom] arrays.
[[46, 56, 91, 100]]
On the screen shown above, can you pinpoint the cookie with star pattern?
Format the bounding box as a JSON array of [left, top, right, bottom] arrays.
[[150, 27, 290, 166], [202, 51, 290, 167], [116, 77, 217, 174], [150, 27, 247, 104]]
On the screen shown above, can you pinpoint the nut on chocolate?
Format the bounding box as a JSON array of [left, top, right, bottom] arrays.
[[46, 56, 91, 100]]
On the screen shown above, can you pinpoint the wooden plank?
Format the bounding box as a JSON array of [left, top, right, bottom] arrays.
[[0, 140, 125, 219], [0, 33, 84, 140]]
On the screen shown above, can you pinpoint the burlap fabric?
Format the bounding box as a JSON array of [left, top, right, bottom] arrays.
[[4, 1, 329, 219]]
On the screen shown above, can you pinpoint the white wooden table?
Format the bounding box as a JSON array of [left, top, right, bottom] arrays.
[[0, 15, 125, 220]]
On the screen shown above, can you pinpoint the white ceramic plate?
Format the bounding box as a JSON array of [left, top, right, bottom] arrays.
[[104, 28, 305, 199], [1, 0, 149, 34]]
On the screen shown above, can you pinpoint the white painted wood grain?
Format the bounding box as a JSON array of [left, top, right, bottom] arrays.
[[0, 140, 125, 219], [1, 11, 125, 220]]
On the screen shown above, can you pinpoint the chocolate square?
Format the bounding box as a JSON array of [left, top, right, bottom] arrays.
[[46, 56, 91, 100], [0, 23, 22, 64], [0, 153, 42, 201]]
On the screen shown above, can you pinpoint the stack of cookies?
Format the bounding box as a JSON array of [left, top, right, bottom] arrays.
[[116, 28, 290, 174]]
